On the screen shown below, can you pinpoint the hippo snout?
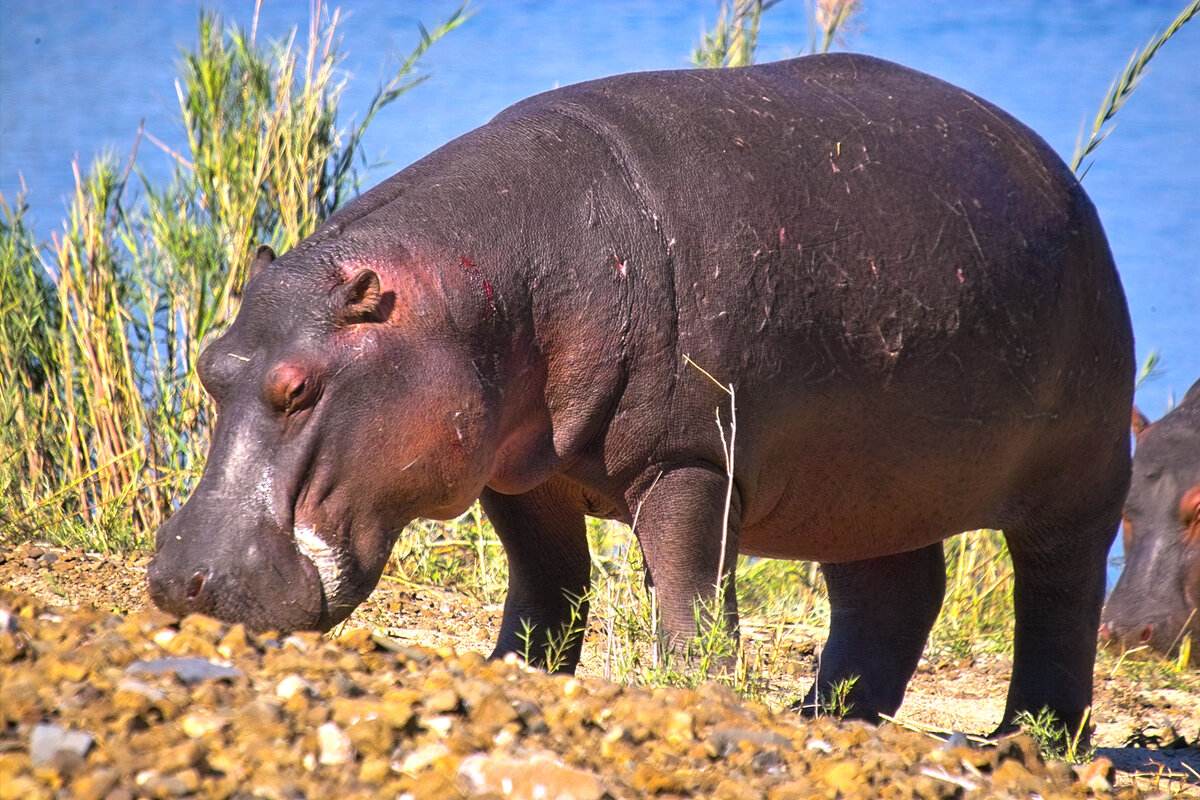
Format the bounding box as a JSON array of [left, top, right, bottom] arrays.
[[148, 511, 330, 633], [1101, 577, 1197, 663], [146, 559, 214, 618], [1098, 618, 1157, 650]]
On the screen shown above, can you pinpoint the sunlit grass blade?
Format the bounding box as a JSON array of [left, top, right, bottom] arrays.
[[1071, 0, 1200, 177]]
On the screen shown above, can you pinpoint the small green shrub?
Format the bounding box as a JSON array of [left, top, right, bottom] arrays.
[[1013, 707, 1094, 764], [517, 591, 590, 674]]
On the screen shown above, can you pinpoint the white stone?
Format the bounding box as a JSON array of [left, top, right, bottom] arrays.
[[316, 722, 354, 765]]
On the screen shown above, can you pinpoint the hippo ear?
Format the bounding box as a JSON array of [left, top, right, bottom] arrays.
[[1131, 406, 1151, 438], [332, 269, 383, 325], [248, 244, 276, 281]]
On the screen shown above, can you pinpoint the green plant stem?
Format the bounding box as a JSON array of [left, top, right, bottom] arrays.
[[1072, 0, 1200, 177]]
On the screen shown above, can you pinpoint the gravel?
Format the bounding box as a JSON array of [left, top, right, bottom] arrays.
[[0, 584, 1166, 800]]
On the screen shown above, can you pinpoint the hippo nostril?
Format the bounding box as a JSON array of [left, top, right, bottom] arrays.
[[1139, 625, 1153, 643], [185, 571, 207, 601]]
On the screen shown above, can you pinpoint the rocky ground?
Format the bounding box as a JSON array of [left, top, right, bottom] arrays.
[[1, 542, 1197, 798]]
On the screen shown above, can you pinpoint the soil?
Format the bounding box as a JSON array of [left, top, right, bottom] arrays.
[[1, 541, 1197, 798]]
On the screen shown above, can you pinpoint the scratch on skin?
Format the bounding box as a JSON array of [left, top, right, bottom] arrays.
[[614, 251, 628, 278], [959, 92, 1047, 177], [878, 322, 903, 360], [933, 193, 987, 268], [962, 211, 986, 267], [459, 256, 496, 315], [228, 353, 251, 362]]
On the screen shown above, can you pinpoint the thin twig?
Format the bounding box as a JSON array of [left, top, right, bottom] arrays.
[[142, 129, 195, 172], [682, 355, 737, 608]]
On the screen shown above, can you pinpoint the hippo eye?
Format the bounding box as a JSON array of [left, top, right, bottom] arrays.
[[266, 364, 320, 415]]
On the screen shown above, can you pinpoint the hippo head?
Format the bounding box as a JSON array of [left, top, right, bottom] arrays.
[[1101, 379, 1200, 664], [148, 242, 512, 631]]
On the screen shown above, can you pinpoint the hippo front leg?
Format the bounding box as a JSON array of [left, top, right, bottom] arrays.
[[801, 543, 945, 721], [481, 481, 591, 672], [629, 465, 741, 660]]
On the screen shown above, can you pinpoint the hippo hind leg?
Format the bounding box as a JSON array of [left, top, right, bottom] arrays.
[[798, 542, 946, 721], [998, 491, 1123, 744]]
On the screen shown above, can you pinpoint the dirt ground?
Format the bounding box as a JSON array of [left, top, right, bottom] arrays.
[[2, 541, 1197, 792]]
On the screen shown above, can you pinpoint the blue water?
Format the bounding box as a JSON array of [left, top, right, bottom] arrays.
[[2, 1, 1198, 583]]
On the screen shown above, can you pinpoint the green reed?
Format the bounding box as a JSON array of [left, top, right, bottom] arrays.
[[693, 0, 862, 68], [1072, 0, 1200, 178]]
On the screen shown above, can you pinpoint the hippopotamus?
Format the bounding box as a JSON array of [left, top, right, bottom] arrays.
[[148, 53, 1134, 736], [1102, 379, 1200, 664]]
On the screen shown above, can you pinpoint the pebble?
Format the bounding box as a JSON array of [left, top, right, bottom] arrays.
[[458, 752, 606, 799], [398, 742, 450, 774], [941, 730, 971, 750], [709, 726, 794, 757], [0, 607, 28, 662], [276, 673, 316, 699], [317, 722, 355, 765], [178, 709, 229, 739], [0, 587, 1144, 798], [29, 723, 93, 768], [1076, 756, 1117, 793], [125, 655, 243, 683]]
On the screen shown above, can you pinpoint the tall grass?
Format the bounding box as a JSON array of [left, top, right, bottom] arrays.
[[0, 2, 466, 549], [692, 0, 862, 67], [693, 0, 781, 68]]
